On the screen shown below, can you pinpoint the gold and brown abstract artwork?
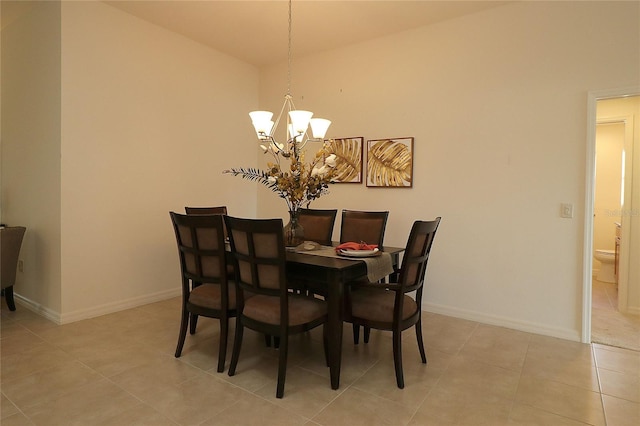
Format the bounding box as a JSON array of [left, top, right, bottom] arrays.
[[324, 137, 363, 183], [366, 137, 413, 187]]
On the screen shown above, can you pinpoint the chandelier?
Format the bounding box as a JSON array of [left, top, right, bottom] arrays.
[[249, 0, 331, 158]]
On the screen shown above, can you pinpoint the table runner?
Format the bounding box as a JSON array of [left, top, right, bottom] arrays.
[[294, 246, 394, 282]]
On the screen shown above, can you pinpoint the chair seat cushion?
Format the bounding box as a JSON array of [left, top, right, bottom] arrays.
[[243, 295, 327, 326], [189, 283, 237, 310], [350, 289, 417, 323]]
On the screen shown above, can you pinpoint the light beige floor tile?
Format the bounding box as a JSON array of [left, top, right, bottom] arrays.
[[352, 344, 451, 408], [218, 351, 281, 393], [521, 336, 599, 391], [409, 388, 513, 425], [515, 375, 605, 426], [10, 313, 60, 335], [313, 387, 414, 426], [253, 366, 338, 419], [591, 279, 640, 352], [0, 412, 34, 426], [431, 354, 521, 401], [1, 342, 78, 382], [602, 394, 640, 426], [35, 320, 117, 353], [0, 326, 46, 357], [68, 338, 171, 377], [1, 393, 19, 419], [422, 313, 478, 355], [459, 323, 531, 371], [591, 280, 614, 310], [507, 402, 593, 425], [21, 378, 150, 425], [593, 344, 640, 376], [206, 392, 309, 426], [124, 372, 247, 425], [2, 360, 105, 410], [598, 366, 640, 402], [108, 355, 204, 395]]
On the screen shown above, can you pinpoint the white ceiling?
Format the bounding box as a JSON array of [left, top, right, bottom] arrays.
[[102, 1, 511, 67]]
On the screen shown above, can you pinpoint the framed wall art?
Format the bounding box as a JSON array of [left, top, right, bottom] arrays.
[[366, 137, 414, 188], [323, 137, 363, 183]]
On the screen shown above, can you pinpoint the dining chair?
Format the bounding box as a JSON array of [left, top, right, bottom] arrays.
[[1, 226, 27, 311], [339, 209, 390, 338], [339, 209, 389, 248], [345, 217, 441, 388], [184, 206, 231, 333], [224, 215, 328, 398], [169, 212, 236, 373], [185, 206, 228, 215], [297, 208, 338, 246]]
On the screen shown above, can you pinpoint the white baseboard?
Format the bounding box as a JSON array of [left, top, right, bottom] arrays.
[[15, 288, 181, 325], [422, 302, 581, 342]]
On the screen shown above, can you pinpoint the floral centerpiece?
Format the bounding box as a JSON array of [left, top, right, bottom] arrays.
[[224, 139, 337, 246]]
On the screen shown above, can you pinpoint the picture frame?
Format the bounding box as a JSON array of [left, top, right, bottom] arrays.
[[366, 137, 414, 188], [323, 137, 363, 183]]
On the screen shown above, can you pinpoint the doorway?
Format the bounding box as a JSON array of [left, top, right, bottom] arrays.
[[584, 89, 640, 350]]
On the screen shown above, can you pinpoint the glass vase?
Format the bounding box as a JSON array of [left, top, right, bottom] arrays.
[[284, 210, 305, 247]]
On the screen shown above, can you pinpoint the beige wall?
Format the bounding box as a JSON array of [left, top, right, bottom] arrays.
[[257, 1, 640, 339], [2, 1, 259, 322], [1, 0, 63, 314]]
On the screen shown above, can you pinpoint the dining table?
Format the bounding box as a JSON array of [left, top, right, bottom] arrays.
[[285, 244, 404, 390]]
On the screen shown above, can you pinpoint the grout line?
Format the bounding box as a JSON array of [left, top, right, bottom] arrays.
[[592, 344, 609, 426]]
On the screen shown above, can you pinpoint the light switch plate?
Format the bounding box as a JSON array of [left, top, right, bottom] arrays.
[[561, 203, 573, 218]]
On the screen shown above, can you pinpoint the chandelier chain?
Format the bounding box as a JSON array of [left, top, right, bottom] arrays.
[[287, 0, 292, 96]]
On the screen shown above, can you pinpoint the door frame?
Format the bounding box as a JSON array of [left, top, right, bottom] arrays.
[[583, 87, 640, 343]]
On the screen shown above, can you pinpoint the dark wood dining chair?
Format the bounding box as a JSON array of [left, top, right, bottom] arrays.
[[1, 226, 26, 311], [339, 209, 389, 248], [297, 208, 338, 246], [184, 206, 231, 333], [224, 215, 328, 398], [345, 217, 441, 388], [185, 206, 228, 215], [339, 209, 390, 339], [169, 212, 236, 373]]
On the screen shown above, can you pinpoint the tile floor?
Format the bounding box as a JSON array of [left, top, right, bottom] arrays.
[[591, 278, 640, 352], [1, 296, 639, 426]]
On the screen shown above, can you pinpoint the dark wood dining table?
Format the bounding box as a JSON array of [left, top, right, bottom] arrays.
[[285, 245, 404, 390]]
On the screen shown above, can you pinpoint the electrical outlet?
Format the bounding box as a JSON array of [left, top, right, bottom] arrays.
[[18, 260, 24, 272], [561, 203, 574, 218]]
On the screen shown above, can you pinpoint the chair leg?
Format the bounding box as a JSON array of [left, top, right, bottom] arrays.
[[189, 313, 199, 335], [323, 324, 329, 367], [264, 334, 272, 347], [175, 307, 189, 357], [415, 319, 427, 364], [217, 316, 229, 373], [352, 323, 360, 344], [4, 286, 16, 311], [392, 330, 405, 389], [364, 326, 371, 343], [276, 333, 288, 398], [228, 318, 244, 376]]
